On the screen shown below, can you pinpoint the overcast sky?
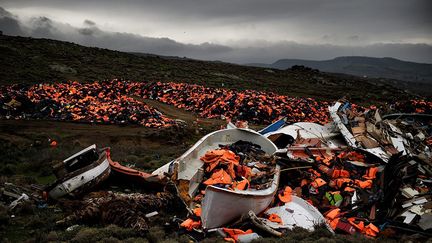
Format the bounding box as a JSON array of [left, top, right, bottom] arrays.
[[1, 0, 431, 63]]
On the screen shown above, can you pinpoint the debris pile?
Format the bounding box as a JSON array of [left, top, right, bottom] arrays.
[[382, 156, 432, 232], [0, 182, 44, 211], [57, 190, 179, 234], [264, 100, 432, 238], [1, 92, 431, 241], [180, 140, 278, 232], [0, 81, 174, 127], [1, 80, 332, 126], [277, 149, 384, 237], [2, 80, 431, 127], [134, 81, 331, 124], [330, 101, 431, 161]]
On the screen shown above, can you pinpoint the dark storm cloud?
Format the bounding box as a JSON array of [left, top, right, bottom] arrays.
[[2, 0, 431, 39], [3, 0, 431, 21], [0, 7, 233, 58], [0, 3, 431, 63]]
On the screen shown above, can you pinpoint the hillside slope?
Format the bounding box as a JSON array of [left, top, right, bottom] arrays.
[[0, 35, 416, 103]]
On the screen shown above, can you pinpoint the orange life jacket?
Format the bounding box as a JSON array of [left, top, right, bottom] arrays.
[[268, 213, 283, 224], [203, 169, 233, 185], [355, 179, 373, 189], [223, 228, 253, 242], [348, 217, 365, 231], [362, 223, 379, 237], [363, 167, 378, 180], [200, 149, 240, 174], [331, 169, 350, 179], [328, 217, 340, 230], [308, 169, 321, 178], [237, 165, 252, 179], [325, 208, 341, 230], [311, 178, 327, 188], [180, 218, 201, 231], [278, 186, 293, 203], [234, 179, 250, 190], [322, 157, 332, 166], [330, 178, 353, 189], [193, 208, 202, 217], [344, 187, 356, 192], [325, 208, 341, 220]]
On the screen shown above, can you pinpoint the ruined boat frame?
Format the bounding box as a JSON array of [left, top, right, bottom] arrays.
[[152, 128, 280, 229], [329, 102, 391, 162], [258, 195, 334, 233], [48, 144, 111, 199]]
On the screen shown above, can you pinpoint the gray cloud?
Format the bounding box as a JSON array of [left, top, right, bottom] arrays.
[[0, 6, 25, 35], [0, 6, 431, 63], [83, 19, 95, 26], [78, 27, 97, 36], [78, 22, 99, 36], [30, 16, 56, 37], [0, 7, 233, 58], [2, 0, 431, 45]]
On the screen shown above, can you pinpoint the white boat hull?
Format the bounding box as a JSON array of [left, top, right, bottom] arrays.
[[264, 122, 340, 140], [153, 128, 278, 197], [201, 165, 280, 229], [49, 146, 111, 199], [259, 196, 334, 233], [153, 128, 280, 229]]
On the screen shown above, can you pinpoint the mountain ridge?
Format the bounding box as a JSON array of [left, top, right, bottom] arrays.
[[247, 56, 432, 85]]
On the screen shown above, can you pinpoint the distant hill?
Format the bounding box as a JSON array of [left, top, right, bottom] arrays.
[[0, 35, 422, 103], [248, 56, 432, 84]]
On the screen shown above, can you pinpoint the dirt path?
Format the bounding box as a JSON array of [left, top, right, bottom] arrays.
[[134, 97, 224, 126], [141, 98, 197, 122], [137, 97, 265, 130]]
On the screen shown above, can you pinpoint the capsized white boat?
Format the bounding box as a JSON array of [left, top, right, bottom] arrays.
[[265, 122, 341, 141], [48, 144, 111, 199], [261, 121, 346, 163], [258, 195, 334, 233], [263, 122, 346, 151], [152, 128, 280, 229]]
